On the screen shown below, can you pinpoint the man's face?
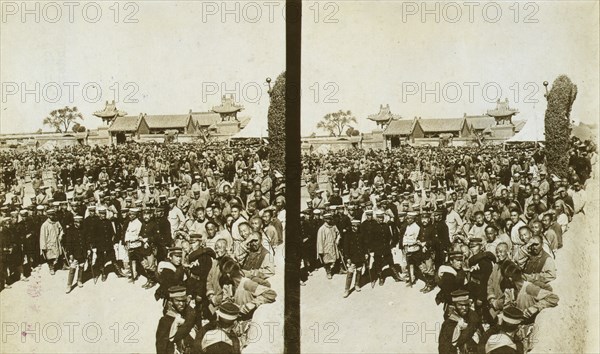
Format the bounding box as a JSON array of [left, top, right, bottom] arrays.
[[250, 218, 262, 231], [541, 215, 552, 229], [129, 212, 138, 221], [376, 215, 384, 224], [215, 241, 227, 258], [196, 209, 205, 221], [170, 254, 182, 266], [205, 208, 214, 218], [143, 212, 152, 222], [496, 245, 508, 262], [531, 222, 542, 235], [510, 212, 519, 224], [450, 257, 462, 270], [475, 214, 484, 225], [231, 208, 240, 220], [484, 211, 492, 222], [469, 243, 481, 254], [455, 301, 469, 317], [421, 216, 430, 226], [171, 297, 188, 313], [206, 224, 217, 237], [485, 228, 497, 242], [239, 225, 252, 239], [529, 237, 543, 256], [518, 229, 531, 244]]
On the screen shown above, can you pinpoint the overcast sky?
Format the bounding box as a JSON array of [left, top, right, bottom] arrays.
[[1, 1, 284, 133], [302, 1, 599, 135]]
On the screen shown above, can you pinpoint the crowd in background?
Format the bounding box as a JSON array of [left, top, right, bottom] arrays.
[[0, 141, 285, 354], [301, 137, 596, 354]]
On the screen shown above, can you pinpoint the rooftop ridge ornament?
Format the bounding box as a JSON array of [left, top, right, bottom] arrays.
[[211, 94, 244, 122], [367, 103, 401, 129], [486, 98, 518, 125], [93, 100, 127, 125]]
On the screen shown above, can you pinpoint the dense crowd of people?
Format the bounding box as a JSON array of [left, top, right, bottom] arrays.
[[0, 141, 284, 354], [300, 137, 596, 354]]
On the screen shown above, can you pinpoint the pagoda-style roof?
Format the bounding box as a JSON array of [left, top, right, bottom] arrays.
[[212, 95, 244, 114], [487, 98, 519, 118], [94, 100, 127, 118], [368, 104, 401, 122]]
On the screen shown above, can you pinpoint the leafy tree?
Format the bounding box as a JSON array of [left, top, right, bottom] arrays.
[[72, 123, 87, 133], [317, 110, 356, 137], [544, 75, 577, 178], [267, 72, 286, 174], [43, 106, 83, 133], [346, 127, 360, 137]]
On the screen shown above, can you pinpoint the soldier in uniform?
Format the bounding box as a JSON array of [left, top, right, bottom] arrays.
[[155, 247, 185, 303], [155, 285, 198, 354], [435, 251, 468, 314], [415, 212, 436, 293], [466, 237, 496, 319], [39, 209, 64, 275], [0, 217, 12, 290], [342, 220, 366, 297], [94, 207, 125, 281], [194, 302, 242, 353], [438, 289, 483, 354], [370, 210, 403, 287], [481, 306, 525, 354], [140, 208, 159, 289], [64, 216, 88, 293]]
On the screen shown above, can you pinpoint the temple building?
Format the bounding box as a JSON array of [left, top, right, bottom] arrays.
[[212, 94, 244, 121], [367, 104, 401, 129], [486, 98, 520, 138], [93, 100, 127, 125], [105, 95, 250, 144]]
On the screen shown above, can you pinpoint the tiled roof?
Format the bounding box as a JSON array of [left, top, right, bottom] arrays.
[[108, 115, 142, 132], [418, 118, 465, 132], [368, 104, 401, 122], [383, 119, 415, 136], [191, 112, 221, 126], [466, 116, 496, 130], [144, 115, 191, 129], [94, 100, 127, 118]]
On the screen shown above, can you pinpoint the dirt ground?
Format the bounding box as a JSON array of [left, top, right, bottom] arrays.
[[0, 181, 284, 354], [300, 177, 600, 353]]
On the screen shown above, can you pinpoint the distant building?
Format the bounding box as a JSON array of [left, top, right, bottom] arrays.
[[107, 114, 149, 144], [414, 117, 472, 138], [93, 100, 127, 125], [367, 104, 401, 129], [382, 119, 417, 147], [105, 95, 250, 144]]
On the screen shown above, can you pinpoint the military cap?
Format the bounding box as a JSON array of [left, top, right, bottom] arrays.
[[501, 306, 524, 325], [448, 251, 463, 260], [167, 247, 183, 255], [351, 220, 361, 226], [168, 285, 187, 299], [189, 233, 203, 240], [216, 302, 240, 321], [469, 238, 483, 245], [451, 290, 470, 304]]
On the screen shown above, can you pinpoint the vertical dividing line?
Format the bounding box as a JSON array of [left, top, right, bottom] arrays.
[[285, 0, 301, 353]]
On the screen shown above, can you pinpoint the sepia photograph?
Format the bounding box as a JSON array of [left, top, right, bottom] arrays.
[[300, 1, 599, 353], [0, 1, 286, 353]]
